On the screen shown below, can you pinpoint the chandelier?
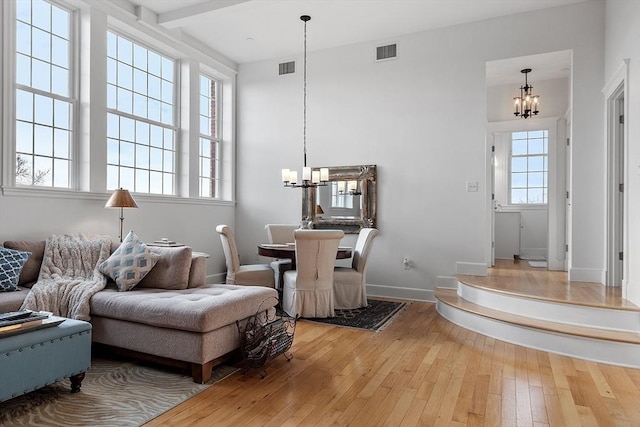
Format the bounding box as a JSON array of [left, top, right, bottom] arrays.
[[513, 68, 540, 119], [281, 15, 329, 188]]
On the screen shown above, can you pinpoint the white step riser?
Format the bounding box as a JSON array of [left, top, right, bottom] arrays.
[[458, 281, 640, 333], [437, 300, 640, 369]]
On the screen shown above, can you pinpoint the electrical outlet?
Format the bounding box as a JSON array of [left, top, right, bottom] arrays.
[[403, 257, 410, 270], [466, 181, 478, 192]]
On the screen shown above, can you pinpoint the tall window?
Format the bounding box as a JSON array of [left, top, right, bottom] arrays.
[[106, 31, 176, 195], [199, 74, 219, 198], [510, 130, 548, 204], [15, 0, 74, 187]]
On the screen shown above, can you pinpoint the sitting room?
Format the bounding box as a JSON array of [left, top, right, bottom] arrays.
[[1, 0, 639, 425]]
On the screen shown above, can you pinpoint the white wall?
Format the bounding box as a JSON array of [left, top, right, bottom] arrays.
[[236, 1, 606, 300], [605, 0, 640, 305], [488, 78, 570, 123]]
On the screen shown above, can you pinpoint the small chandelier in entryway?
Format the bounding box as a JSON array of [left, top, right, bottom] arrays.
[[513, 68, 540, 119]]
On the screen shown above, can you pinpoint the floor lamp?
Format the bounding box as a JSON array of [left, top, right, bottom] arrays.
[[105, 188, 138, 242]]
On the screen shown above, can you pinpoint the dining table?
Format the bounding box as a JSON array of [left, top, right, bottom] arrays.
[[257, 243, 352, 268]]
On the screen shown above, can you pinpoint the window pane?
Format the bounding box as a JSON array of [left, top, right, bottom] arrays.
[[133, 45, 147, 71], [511, 172, 527, 188], [16, 122, 33, 153], [528, 188, 544, 204], [135, 169, 149, 193], [529, 138, 544, 154], [54, 129, 69, 157], [34, 156, 52, 186], [51, 36, 68, 67], [511, 157, 527, 173], [528, 172, 544, 187], [51, 5, 69, 39], [120, 142, 134, 167], [117, 37, 133, 65], [32, 0, 51, 32], [120, 167, 134, 190], [16, 21, 31, 55], [32, 27, 50, 62], [511, 189, 527, 204], [32, 59, 51, 91], [53, 159, 69, 187], [51, 65, 68, 96], [16, 90, 33, 121], [34, 125, 52, 155], [107, 138, 119, 164], [528, 156, 544, 171], [16, 54, 31, 86], [136, 144, 149, 168]]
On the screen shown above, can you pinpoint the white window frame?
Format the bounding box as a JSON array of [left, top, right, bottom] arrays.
[[105, 29, 177, 195], [198, 73, 221, 198], [11, 0, 77, 189], [509, 129, 548, 205]]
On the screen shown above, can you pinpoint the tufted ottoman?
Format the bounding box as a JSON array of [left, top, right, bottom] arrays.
[[0, 318, 92, 402], [89, 284, 278, 383]]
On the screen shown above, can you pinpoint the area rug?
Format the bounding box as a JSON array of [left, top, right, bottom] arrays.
[[305, 299, 408, 331], [528, 260, 548, 268], [0, 358, 238, 427]]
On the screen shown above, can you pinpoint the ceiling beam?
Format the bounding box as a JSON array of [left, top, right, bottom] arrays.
[[158, 0, 252, 28]]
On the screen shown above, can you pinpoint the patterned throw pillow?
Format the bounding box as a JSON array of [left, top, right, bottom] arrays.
[[0, 247, 31, 292], [99, 231, 160, 292]]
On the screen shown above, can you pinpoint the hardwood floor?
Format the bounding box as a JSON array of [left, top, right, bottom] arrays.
[[459, 259, 639, 311], [146, 296, 640, 425]]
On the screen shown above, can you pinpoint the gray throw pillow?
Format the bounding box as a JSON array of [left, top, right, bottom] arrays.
[[99, 231, 160, 292]]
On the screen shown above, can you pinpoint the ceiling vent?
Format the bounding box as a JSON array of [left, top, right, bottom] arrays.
[[376, 43, 398, 61], [279, 61, 295, 75]]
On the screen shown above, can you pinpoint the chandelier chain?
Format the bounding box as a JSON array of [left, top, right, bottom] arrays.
[[303, 17, 308, 167]]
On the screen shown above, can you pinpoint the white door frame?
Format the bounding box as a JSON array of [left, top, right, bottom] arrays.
[[603, 60, 629, 289], [486, 118, 566, 271]]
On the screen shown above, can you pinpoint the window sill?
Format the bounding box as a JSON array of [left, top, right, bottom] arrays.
[[1, 186, 235, 207]]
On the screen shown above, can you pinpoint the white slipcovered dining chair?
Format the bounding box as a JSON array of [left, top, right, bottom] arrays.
[[282, 229, 344, 318], [265, 224, 298, 288], [216, 224, 275, 287], [333, 228, 379, 309]]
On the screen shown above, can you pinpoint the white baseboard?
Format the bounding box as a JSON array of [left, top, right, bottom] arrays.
[[366, 284, 435, 302], [520, 248, 547, 259], [206, 273, 227, 284], [436, 276, 458, 288], [568, 268, 604, 283], [456, 262, 487, 276]]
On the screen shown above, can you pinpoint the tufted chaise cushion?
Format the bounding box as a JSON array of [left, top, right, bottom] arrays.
[[90, 284, 278, 333]]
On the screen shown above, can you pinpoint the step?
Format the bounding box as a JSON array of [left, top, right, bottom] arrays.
[[435, 288, 640, 368], [456, 280, 640, 333]]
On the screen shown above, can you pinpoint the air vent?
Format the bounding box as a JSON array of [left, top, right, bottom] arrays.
[[376, 43, 397, 61], [279, 61, 295, 75]]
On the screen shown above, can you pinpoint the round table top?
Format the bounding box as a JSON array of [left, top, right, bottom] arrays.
[[258, 243, 352, 260]]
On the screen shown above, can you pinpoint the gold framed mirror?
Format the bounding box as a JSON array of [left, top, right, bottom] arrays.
[[302, 165, 377, 233]]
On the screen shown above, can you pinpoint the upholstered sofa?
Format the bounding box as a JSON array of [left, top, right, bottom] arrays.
[[0, 239, 278, 383]]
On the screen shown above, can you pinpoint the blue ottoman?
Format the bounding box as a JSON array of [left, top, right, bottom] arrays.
[[0, 318, 92, 402]]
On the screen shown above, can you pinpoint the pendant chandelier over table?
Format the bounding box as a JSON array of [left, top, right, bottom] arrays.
[[281, 15, 329, 188]]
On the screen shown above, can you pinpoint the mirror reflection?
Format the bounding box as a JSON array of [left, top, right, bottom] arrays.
[[302, 165, 376, 233]]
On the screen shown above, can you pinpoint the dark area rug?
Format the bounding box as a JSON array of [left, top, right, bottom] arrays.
[[0, 357, 238, 427], [305, 299, 408, 331]]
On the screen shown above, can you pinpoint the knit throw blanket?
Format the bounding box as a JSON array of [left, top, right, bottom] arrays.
[[21, 233, 112, 321]]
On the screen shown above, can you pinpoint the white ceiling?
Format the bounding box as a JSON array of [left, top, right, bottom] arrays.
[[122, 0, 579, 84]]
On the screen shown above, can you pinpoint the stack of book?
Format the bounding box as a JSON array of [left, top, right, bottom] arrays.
[[0, 311, 63, 337], [147, 238, 184, 247]]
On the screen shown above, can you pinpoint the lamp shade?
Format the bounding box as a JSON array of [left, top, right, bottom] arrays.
[[316, 205, 324, 215], [105, 188, 138, 209]]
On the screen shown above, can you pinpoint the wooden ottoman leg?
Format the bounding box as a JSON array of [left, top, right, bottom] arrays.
[[70, 373, 85, 393]]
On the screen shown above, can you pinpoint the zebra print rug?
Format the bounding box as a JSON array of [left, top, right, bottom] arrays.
[[0, 357, 238, 426]]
